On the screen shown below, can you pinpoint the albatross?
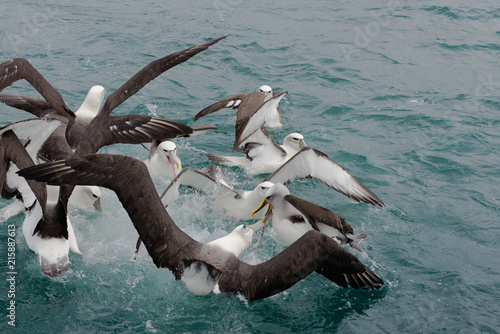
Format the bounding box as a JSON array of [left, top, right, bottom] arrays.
[[143, 124, 218, 179], [207, 126, 385, 206], [252, 183, 368, 252], [206, 128, 307, 174], [1, 37, 226, 222], [160, 166, 274, 220], [193, 85, 287, 130], [1, 130, 80, 277], [0, 36, 226, 152], [19, 154, 384, 300]]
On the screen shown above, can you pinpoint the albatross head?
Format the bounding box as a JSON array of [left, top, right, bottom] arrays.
[[259, 85, 273, 101], [252, 181, 275, 198], [76, 85, 106, 119], [70, 185, 103, 212], [252, 183, 290, 218], [283, 133, 307, 153], [158, 141, 182, 177]]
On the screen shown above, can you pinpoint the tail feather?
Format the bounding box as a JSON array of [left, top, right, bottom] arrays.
[[40, 254, 69, 277]]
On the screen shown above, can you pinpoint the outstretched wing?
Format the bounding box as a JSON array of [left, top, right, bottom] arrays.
[[74, 115, 193, 155], [218, 230, 383, 300], [159, 167, 235, 206], [0, 58, 74, 118], [266, 147, 385, 207], [193, 93, 249, 121], [0, 94, 58, 118], [1, 130, 46, 206], [17, 154, 202, 274], [99, 36, 227, 116]]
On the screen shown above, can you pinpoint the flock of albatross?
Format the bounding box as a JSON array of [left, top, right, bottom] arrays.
[[0, 36, 386, 301]]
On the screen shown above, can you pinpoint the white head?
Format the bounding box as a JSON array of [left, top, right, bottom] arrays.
[[283, 133, 307, 152], [252, 183, 290, 219], [209, 224, 256, 257], [263, 183, 290, 208], [69, 185, 103, 212], [259, 85, 273, 101], [158, 141, 182, 177], [76, 85, 106, 118], [252, 181, 274, 198]]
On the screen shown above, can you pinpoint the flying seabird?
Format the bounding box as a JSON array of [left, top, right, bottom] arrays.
[[19, 154, 384, 299], [193, 85, 287, 131], [0, 36, 226, 151], [1, 130, 80, 277], [252, 183, 368, 252], [1, 38, 226, 223], [159, 166, 273, 220]]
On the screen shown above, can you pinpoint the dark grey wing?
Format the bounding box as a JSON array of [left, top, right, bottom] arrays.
[[17, 154, 204, 274], [99, 36, 227, 116], [233, 92, 266, 142], [188, 124, 218, 136], [233, 91, 287, 150], [284, 195, 354, 234], [74, 115, 193, 155], [0, 130, 46, 205], [159, 167, 235, 206], [218, 230, 383, 300], [0, 94, 58, 118], [266, 147, 386, 207], [0, 58, 74, 119], [193, 93, 249, 122]]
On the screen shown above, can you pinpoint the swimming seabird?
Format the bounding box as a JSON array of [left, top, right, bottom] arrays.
[[142, 124, 218, 179], [144, 141, 182, 179], [207, 122, 385, 206], [159, 166, 273, 220], [193, 85, 287, 131], [252, 183, 368, 252], [1, 130, 80, 277], [19, 154, 384, 299], [206, 128, 306, 174]]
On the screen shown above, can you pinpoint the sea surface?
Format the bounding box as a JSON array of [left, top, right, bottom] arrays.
[[1, 0, 499, 333]]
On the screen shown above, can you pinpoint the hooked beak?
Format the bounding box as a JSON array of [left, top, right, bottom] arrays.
[[92, 198, 107, 215], [299, 139, 307, 149], [252, 198, 272, 218], [165, 154, 180, 176]]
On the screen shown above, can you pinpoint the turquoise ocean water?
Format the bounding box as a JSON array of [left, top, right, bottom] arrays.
[[1, 1, 499, 332]]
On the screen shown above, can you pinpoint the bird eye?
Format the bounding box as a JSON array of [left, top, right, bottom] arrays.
[[92, 194, 99, 198], [242, 225, 247, 229]]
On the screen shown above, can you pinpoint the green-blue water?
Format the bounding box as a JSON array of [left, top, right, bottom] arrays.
[[1, 0, 499, 332]]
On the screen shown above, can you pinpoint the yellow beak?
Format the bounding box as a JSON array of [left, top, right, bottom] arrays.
[[252, 198, 272, 218], [299, 139, 307, 149]]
